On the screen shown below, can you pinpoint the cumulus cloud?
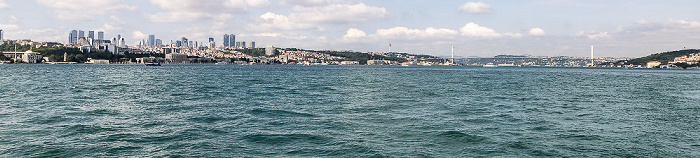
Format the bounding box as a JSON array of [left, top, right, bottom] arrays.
[[460, 22, 505, 38], [290, 2, 388, 24], [458, 1, 491, 14], [343, 28, 367, 39], [147, 0, 268, 23], [247, 12, 317, 31], [36, 0, 136, 20], [132, 31, 147, 39], [376, 27, 458, 40], [279, 0, 344, 7], [248, 1, 388, 32], [0, 0, 9, 9], [576, 31, 609, 39], [529, 28, 546, 36]]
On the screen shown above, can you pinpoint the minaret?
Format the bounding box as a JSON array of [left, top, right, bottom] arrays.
[[590, 45, 594, 67], [451, 45, 455, 64], [389, 43, 392, 53]]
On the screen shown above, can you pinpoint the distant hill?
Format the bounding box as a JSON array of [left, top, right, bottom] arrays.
[[627, 49, 700, 65]]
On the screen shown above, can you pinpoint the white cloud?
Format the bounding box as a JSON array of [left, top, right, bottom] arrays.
[[147, 0, 261, 23], [36, 0, 136, 20], [664, 19, 700, 28], [246, 12, 317, 31], [460, 22, 503, 38], [247, 0, 271, 8], [529, 28, 546, 36], [0, 0, 9, 9], [343, 28, 367, 39], [576, 31, 609, 39], [376, 27, 458, 40], [247, 1, 388, 32], [458, 1, 491, 14], [279, 0, 344, 7], [290, 2, 388, 24], [132, 31, 147, 39]]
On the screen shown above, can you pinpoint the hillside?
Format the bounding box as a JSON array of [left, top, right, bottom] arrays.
[[627, 49, 700, 65]]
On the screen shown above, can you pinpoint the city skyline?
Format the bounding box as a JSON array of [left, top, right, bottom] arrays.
[[0, 0, 699, 57]]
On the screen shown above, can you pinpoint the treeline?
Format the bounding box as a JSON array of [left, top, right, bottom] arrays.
[[318, 51, 408, 64], [627, 49, 700, 65], [234, 48, 268, 57]]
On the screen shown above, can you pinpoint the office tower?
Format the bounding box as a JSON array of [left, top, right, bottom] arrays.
[[230, 35, 235, 48], [241, 41, 246, 48], [209, 41, 215, 48], [97, 31, 104, 41], [148, 35, 155, 47], [223, 34, 230, 47], [78, 30, 84, 38], [235, 42, 241, 48], [208, 37, 214, 43], [69, 30, 78, 44], [181, 37, 188, 48], [155, 39, 162, 47], [88, 31, 94, 40], [251, 41, 255, 48], [117, 34, 121, 41], [176, 41, 182, 47], [1, 29, 4, 40]]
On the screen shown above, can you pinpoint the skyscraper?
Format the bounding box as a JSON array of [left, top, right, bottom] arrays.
[[209, 37, 214, 43], [251, 41, 255, 48], [223, 34, 230, 47], [88, 31, 94, 40], [241, 41, 246, 48], [148, 35, 155, 47], [97, 31, 104, 41], [0, 29, 3, 40], [230, 35, 235, 48], [182, 37, 188, 48], [78, 30, 84, 38], [69, 30, 78, 44], [156, 39, 162, 47]]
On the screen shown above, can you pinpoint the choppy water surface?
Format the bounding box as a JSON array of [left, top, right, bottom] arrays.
[[1, 65, 699, 157]]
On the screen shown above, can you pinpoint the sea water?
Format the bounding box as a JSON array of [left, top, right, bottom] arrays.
[[1, 65, 699, 157]]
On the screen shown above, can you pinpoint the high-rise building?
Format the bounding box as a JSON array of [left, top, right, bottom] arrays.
[[208, 37, 214, 43], [0, 29, 3, 40], [69, 30, 78, 44], [97, 31, 104, 41], [241, 41, 246, 48], [251, 41, 255, 48], [88, 31, 94, 40], [230, 35, 235, 48], [148, 35, 155, 47], [235, 42, 241, 48], [181, 37, 188, 48], [176, 41, 182, 47], [223, 34, 230, 47], [78, 30, 84, 38], [209, 41, 216, 48], [155, 39, 162, 47]]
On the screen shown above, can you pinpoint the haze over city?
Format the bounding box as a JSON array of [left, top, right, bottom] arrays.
[[0, 0, 698, 57]]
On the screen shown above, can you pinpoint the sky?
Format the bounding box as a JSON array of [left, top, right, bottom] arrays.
[[1, 0, 699, 58]]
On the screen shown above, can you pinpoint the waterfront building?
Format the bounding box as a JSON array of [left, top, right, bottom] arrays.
[[647, 61, 662, 68], [367, 60, 391, 65], [3, 51, 42, 63], [161, 47, 181, 54], [166, 53, 188, 64], [148, 35, 155, 47], [340, 61, 360, 65]]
